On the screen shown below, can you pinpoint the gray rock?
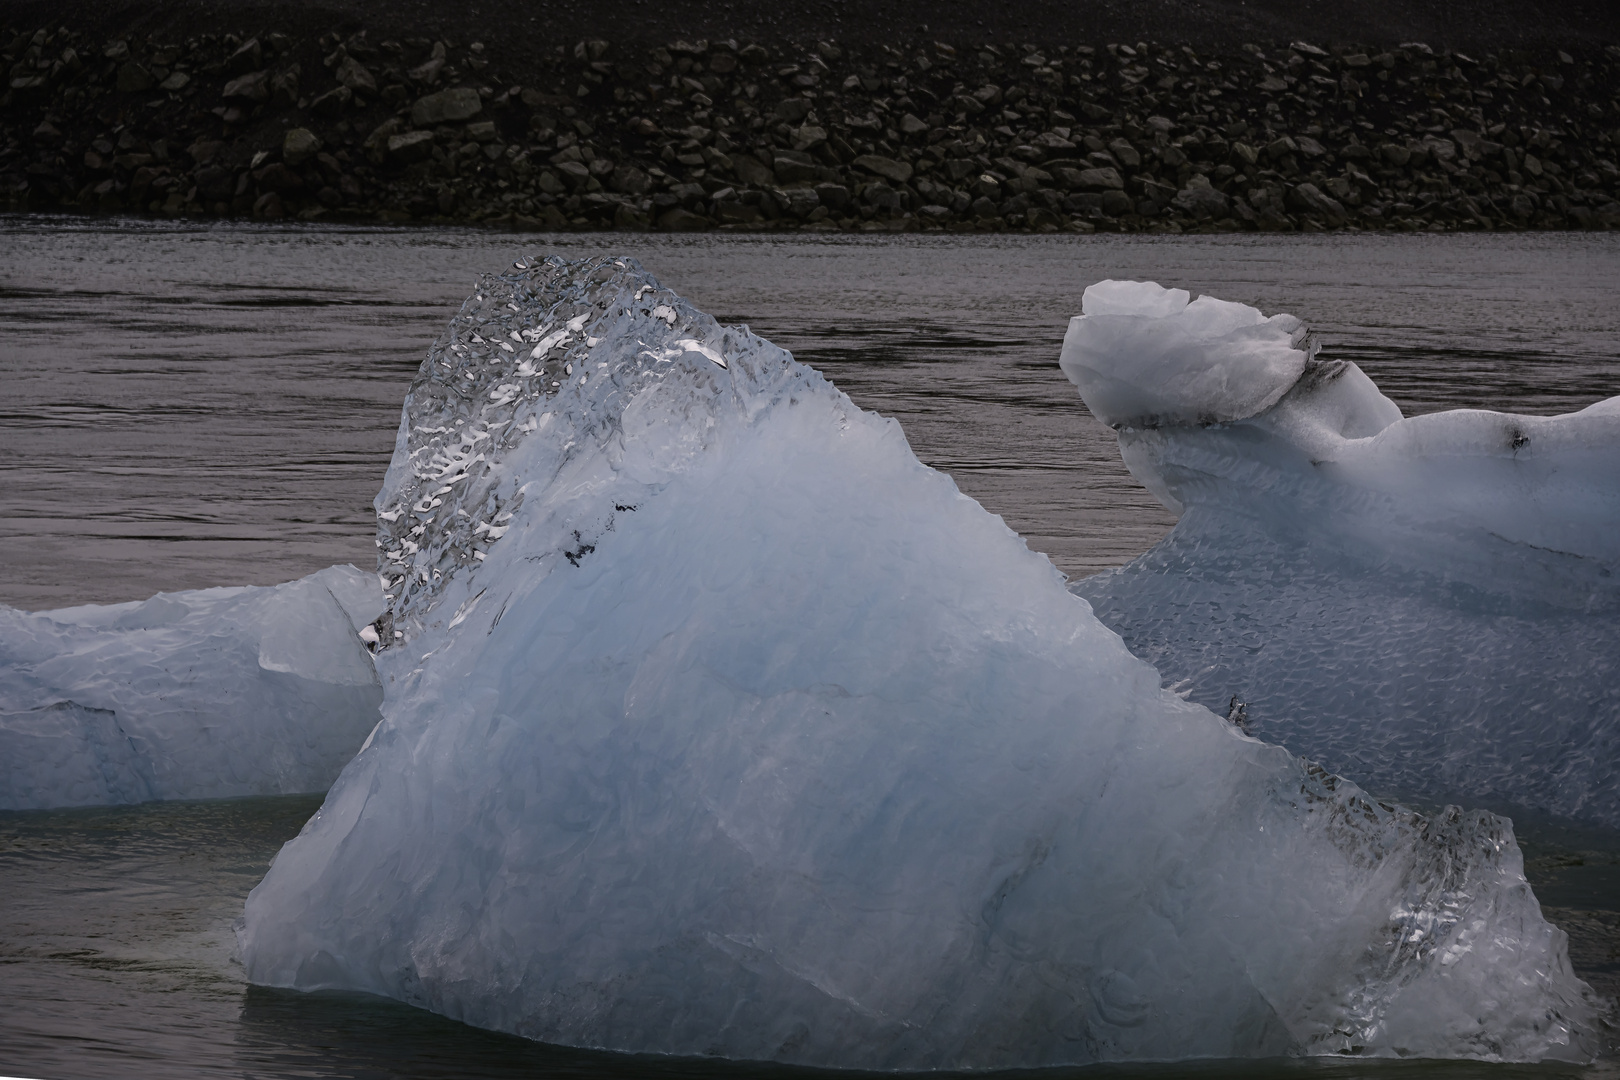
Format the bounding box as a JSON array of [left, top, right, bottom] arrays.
[[1100, 190, 1134, 216], [252, 191, 284, 219], [556, 161, 592, 189], [716, 200, 763, 224], [772, 151, 820, 184], [1076, 167, 1123, 190], [852, 154, 913, 183], [310, 86, 353, 116], [780, 185, 822, 217], [386, 130, 435, 163], [412, 87, 482, 126], [283, 127, 322, 167], [792, 125, 828, 152], [658, 206, 710, 230], [814, 181, 850, 210], [253, 162, 303, 193], [899, 113, 929, 136], [336, 55, 377, 94], [409, 56, 445, 84], [1172, 175, 1230, 219], [225, 37, 262, 76], [733, 154, 776, 186], [1288, 182, 1348, 225], [772, 98, 812, 125], [1107, 138, 1141, 167], [610, 166, 650, 196], [223, 70, 270, 102], [116, 61, 153, 94]]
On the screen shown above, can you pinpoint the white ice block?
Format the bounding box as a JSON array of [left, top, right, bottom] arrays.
[[0, 564, 384, 809], [1066, 280, 1620, 828], [239, 260, 1602, 1069]]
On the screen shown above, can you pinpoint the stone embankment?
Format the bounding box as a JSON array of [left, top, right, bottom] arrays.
[[4, 22, 1620, 231]]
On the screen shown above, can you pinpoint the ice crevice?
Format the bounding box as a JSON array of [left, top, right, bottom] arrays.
[[1064, 279, 1620, 831], [236, 258, 1606, 1068]]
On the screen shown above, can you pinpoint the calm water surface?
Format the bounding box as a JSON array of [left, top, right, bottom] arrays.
[[2, 221, 1619, 1079], [4, 220, 1620, 607]]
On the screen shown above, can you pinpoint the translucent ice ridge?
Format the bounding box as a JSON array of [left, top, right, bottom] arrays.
[[1067, 280, 1620, 828], [240, 259, 1604, 1069], [0, 565, 385, 809]]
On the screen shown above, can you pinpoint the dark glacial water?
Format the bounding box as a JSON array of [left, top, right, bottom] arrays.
[[1, 219, 1618, 1079]]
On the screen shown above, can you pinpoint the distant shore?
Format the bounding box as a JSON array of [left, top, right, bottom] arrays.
[[3, 2, 1619, 233]]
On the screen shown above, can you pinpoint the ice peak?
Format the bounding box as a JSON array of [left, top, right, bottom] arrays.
[[371, 256, 827, 647]]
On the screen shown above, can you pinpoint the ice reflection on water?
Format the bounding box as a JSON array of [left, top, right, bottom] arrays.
[[1, 221, 1617, 1077]]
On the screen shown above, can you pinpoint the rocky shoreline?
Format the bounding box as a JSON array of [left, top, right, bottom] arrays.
[[4, 19, 1620, 232]]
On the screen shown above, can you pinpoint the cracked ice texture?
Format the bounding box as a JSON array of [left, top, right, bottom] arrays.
[[239, 260, 1603, 1068], [0, 565, 384, 809], [1067, 280, 1620, 829]]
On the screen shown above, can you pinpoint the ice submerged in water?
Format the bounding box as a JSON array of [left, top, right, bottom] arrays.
[[239, 257, 1602, 1068], [0, 565, 384, 809], [1065, 280, 1620, 830]]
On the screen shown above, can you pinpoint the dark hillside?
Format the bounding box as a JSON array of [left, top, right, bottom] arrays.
[[3, 0, 1618, 231]]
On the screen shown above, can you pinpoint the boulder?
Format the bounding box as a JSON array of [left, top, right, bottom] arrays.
[[283, 128, 322, 167], [1076, 167, 1123, 190], [336, 55, 377, 94], [1100, 189, 1134, 216], [1172, 175, 1230, 219], [223, 70, 270, 102], [610, 166, 651, 196], [772, 151, 820, 184], [116, 62, 154, 93], [224, 38, 262, 76], [792, 125, 828, 152], [1288, 182, 1348, 225], [386, 130, 435, 163], [852, 154, 913, 183], [556, 161, 592, 189], [733, 154, 776, 186], [658, 207, 711, 230], [771, 98, 812, 125], [253, 162, 304, 193], [412, 87, 482, 126], [310, 86, 353, 116], [814, 181, 850, 210]]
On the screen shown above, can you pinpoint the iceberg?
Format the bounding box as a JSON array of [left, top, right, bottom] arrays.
[[0, 564, 384, 809], [239, 258, 1603, 1068], [1065, 281, 1620, 830]]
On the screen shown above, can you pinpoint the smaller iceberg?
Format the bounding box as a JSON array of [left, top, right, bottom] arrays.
[[1066, 280, 1620, 828], [0, 565, 385, 809]]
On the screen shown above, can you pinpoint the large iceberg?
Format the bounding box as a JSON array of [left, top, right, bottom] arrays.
[[239, 258, 1603, 1068], [0, 564, 384, 809], [1065, 281, 1620, 830]]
